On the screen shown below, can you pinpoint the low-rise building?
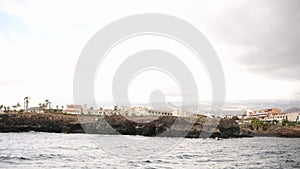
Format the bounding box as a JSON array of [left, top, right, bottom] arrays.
[[243, 108, 284, 120], [261, 114, 287, 124], [120, 106, 150, 116], [286, 112, 300, 122], [27, 107, 44, 113], [171, 110, 187, 117], [148, 109, 172, 116], [98, 109, 114, 116], [64, 104, 83, 114], [63, 104, 188, 117]]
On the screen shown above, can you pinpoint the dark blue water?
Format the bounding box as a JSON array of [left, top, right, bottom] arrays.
[[0, 133, 299, 169]]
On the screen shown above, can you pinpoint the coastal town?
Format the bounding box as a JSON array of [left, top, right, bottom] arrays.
[[1, 97, 300, 127], [0, 97, 300, 138]]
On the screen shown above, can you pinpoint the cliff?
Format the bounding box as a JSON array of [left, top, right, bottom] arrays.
[[0, 112, 84, 133], [240, 125, 300, 138], [0, 112, 247, 138]]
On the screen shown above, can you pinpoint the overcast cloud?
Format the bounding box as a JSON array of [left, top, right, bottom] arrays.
[[213, 0, 300, 80], [0, 0, 299, 106]]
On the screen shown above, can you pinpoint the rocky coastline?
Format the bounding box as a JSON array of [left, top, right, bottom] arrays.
[[0, 112, 250, 138], [1, 112, 299, 138], [240, 125, 300, 138]]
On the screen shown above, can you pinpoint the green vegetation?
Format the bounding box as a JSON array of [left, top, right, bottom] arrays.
[[44, 100, 51, 110], [47, 109, 64, 114], [261, 122, 271, 131], [250, 118, 263, 130], [114, 105, 118, 111], [24, 96, 30, 111], [247, 118, 300, 132], [282, 120, 295, 126], [231, 116, 240, 121], [1, 97, 64, 114], [250, 118, 279, 131], [12, 102, 21, 111]]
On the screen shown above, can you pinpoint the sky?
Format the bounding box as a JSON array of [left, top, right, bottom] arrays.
[[0, 0, 299, 108]]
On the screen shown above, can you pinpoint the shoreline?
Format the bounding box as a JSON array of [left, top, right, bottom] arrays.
[[240, 126, 300, 138], [1, 112, 299, 138]]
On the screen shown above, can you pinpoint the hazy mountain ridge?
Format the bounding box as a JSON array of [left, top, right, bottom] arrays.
[[284, 107, 300, 113]]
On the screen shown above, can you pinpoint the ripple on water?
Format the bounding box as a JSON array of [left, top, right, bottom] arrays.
[[0, 133, 299, 169]]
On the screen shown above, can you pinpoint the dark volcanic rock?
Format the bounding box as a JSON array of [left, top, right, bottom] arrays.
[[103, 115, 244, 138], [0, 112, 84, 133], [136, 116, 177, 136], [270, 126, 300, 138], [103, 115, 137, 135], [241, 125, 300, 138], [216, 118, 241, 138], [0, 112, 249, 138]]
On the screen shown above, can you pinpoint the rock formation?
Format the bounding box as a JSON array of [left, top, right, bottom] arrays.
[[0, 112, 249, 138]]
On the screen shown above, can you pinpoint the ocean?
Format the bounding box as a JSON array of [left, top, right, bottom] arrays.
[[0, 133, 299, 169]]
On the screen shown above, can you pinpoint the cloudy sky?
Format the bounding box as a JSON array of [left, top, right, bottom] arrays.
[[0, 0, 299, 108]]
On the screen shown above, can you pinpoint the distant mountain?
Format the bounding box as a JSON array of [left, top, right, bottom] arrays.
[[285, 107, 300, 113]]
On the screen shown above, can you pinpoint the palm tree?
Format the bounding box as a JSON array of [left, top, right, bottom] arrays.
[[48, 102, 52, 109], [12, 102, 21, 112], [38, 103, 42, 111], [44, 100, 51, 110], [16, 102, 21, 111], [24, 97, 30, 111], [12, 105, 17, 111]]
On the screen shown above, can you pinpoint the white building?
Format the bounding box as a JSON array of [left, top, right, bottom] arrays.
[[64, 104, 83, 114], [261, 114, 287, 124], [63, 104, 188, 118], [243, 108, 283, 120], [286, 112, 300, 122], [171, 110, 187, 117], [148, 109, 172, 116], [98, 109, 115, 116], [27, 107, 44, 113], [119, 106, 150, 116]]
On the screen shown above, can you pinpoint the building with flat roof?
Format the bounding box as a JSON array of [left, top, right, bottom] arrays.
[[243, 108, 284, 120], [64, 104, 83, 114], [286, 112, 300, 122]]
